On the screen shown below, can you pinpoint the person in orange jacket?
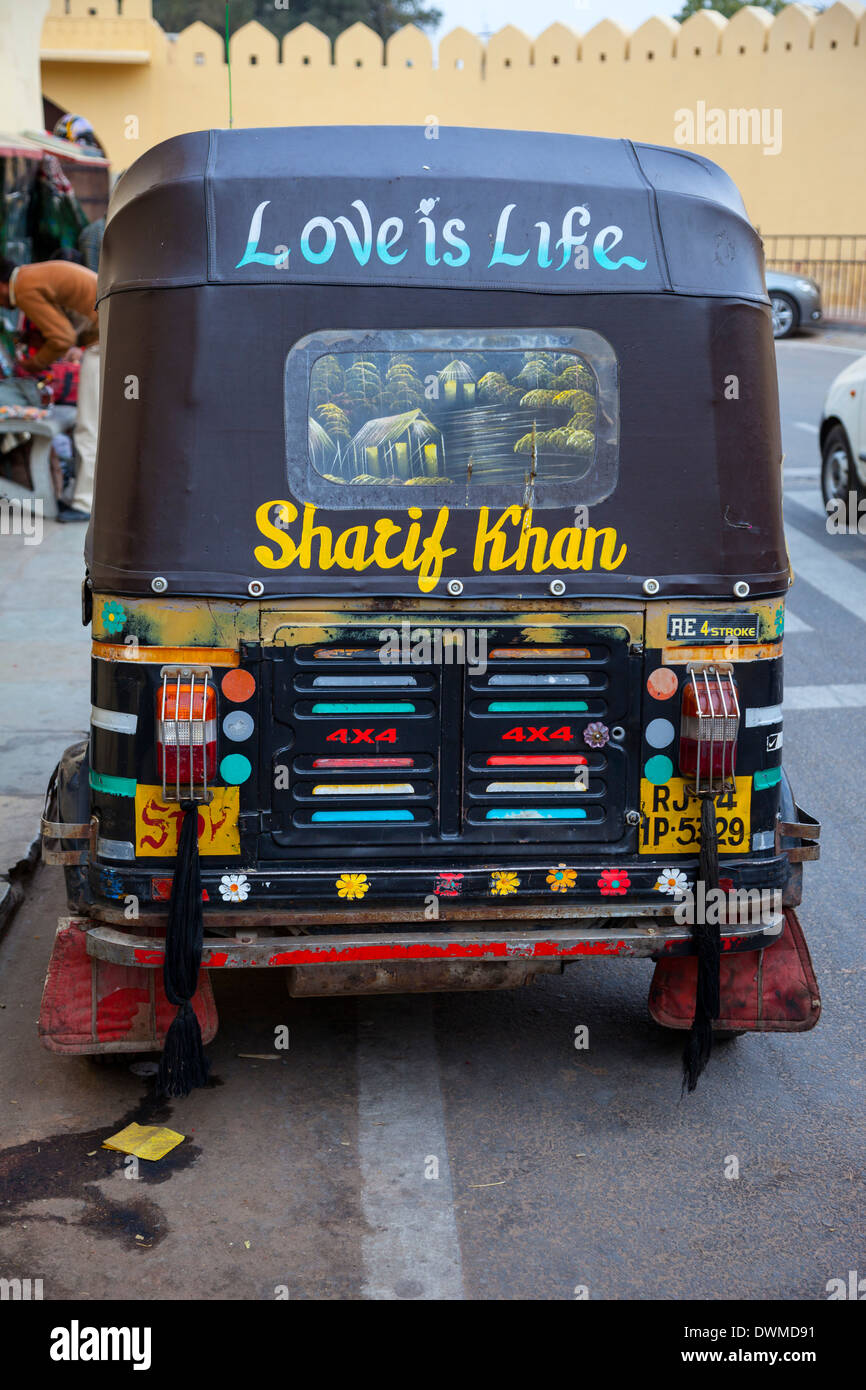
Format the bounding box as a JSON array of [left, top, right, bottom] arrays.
[[0, 257, 99, 521]]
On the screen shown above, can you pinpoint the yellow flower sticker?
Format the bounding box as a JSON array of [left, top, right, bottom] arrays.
[[490, 871, 520, 897], [546, 865, 577, 893], [336, 872, 369, 901]]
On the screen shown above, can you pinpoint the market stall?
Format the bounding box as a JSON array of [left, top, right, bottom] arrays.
[[0, 131, 109, 515]]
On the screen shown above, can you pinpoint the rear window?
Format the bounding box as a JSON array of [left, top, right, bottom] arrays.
[[285, 328, 618, 509]]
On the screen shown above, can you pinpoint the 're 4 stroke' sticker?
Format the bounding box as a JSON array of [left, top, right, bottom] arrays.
[[666, 614, 760, 643]]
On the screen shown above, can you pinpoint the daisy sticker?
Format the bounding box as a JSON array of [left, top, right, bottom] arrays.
[[336, 872, 369, 900], [219, 873, 249, 903], [654, 868, 689, 896], [546, 865, 577, 893], [101, 600, 127, 635], [490, 871, 520, 896], [598, 869, 630, 896]]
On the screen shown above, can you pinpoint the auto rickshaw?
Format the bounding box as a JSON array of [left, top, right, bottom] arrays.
[[40, 126, 821, 1094]]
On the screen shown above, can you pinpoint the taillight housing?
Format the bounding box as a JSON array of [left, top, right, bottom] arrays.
[[157, 670, 216, 799], [679, 665, 740, 793]]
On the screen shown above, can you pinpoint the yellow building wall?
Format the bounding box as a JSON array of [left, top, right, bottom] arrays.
[[37, 0, 866, 236], [0, 0, 50, 134]]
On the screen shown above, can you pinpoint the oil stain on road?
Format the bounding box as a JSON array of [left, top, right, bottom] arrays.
[[0, 1082, 214, 1249]]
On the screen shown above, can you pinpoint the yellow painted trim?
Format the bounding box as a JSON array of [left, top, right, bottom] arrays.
[[92, 594, 258, 648], [644, 599, 782, 649], [260, 610, 644, 647], [93, 642, 239, 666], [660, 642, 782, 665]]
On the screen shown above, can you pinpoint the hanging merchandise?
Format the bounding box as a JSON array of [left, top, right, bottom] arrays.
[[29, 155, 88, 261]]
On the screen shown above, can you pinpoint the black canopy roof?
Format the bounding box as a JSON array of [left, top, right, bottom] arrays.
[[98, 126, 768, 303], [88, 127, 785, 602]]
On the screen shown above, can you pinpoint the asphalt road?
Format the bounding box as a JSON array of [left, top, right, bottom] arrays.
[[1, 330, 864, 1302]]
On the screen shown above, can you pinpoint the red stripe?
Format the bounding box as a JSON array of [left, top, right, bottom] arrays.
[[134, 940, 626, 967], [312, 757, 414, 769], [264, 940, 627, 964], [129, 933, 749, 969], [486, 754, 588, 766]]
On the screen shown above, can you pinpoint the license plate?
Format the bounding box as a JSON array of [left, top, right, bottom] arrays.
[[639, 776, 751, 855], [135, 784, 240, 857]]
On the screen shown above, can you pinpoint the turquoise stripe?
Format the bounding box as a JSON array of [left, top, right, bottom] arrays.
[[488, 701, 589, 713], [311, 702, 416, 715], [89, 770, 137, 798], [311, 810, 415, 823], [754, 766, 782, 790], [486, 808, 588, 820]]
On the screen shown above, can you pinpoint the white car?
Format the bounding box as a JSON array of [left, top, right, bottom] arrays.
[[820, 354, 866, 504]]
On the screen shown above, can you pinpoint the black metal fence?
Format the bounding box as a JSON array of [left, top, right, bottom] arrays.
[[763, 234, 866, 324]]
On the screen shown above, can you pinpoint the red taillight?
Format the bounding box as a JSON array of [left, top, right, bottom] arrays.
[[157, 672, 216, 798], [679, 666, 740, 792]]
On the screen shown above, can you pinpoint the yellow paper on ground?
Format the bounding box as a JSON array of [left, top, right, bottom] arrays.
[[102, 1123, 185, 1160]]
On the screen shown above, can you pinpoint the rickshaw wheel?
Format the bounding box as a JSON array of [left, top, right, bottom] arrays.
[[43, 738, 92, 913]]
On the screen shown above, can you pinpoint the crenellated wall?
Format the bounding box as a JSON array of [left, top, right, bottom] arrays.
[[35, 1, 866, 235]]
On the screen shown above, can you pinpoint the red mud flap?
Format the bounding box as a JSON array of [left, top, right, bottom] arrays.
[[648, 908, 821, 1034], [38, 917, 218, 1055]]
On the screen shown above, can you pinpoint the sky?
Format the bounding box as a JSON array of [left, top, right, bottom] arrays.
[[431, 0, 680, 39]]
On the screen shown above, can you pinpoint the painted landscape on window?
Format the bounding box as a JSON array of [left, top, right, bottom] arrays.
[[307, 349, 599, 488]]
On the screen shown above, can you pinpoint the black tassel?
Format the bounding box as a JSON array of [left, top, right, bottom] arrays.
[[158, 801, 210, 1098], [682, 794, 721, 1093]]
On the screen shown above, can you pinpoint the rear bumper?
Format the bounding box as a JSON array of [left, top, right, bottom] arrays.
[[84, 914, 784, 968], [37, 911, 811, 1054], [85, 854, 792, 922]]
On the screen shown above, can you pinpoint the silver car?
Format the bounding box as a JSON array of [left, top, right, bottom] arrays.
[[765, 269, 823, 339]]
